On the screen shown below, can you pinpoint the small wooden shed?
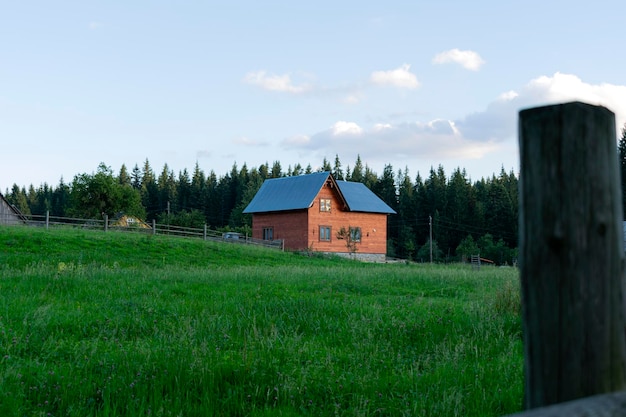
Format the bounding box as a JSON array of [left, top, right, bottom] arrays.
[[0, 192, 26, 225]]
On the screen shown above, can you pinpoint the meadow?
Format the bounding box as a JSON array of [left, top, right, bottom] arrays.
[[0, 226, 523, 416]]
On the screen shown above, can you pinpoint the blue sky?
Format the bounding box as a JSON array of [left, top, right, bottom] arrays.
[[2, 1, 626, 192]]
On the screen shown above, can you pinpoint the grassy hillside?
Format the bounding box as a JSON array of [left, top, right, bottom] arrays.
[[0, 226, 523, 416]]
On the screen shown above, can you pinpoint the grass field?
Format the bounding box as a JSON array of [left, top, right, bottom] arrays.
[[0, 226, 523, 416]]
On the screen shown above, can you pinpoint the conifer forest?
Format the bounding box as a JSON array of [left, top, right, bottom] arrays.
[[4, 153, 529, 265]]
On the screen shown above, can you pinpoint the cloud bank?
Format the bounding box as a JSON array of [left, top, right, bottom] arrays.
[[282, 73, 626, 173]]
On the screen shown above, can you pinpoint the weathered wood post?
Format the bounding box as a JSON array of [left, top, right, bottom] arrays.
[[518, 101, 626, 410]]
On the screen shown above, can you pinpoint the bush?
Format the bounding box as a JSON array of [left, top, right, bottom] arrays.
[[417, 239, 444, 262]]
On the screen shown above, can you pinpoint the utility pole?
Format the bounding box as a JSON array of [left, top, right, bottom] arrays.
[[429, 215, 433, 263]]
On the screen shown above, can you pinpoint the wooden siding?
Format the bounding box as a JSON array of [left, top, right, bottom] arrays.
[[308, 181, 387, 254], [252, 210, 309, 250], [251, 179, 389, 255], [0, 195, 23, 225]]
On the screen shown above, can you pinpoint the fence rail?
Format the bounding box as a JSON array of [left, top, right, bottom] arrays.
[[0, 211, 284, 251]]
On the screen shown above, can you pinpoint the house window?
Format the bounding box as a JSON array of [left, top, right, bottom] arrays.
[[319, 226, 331, 242], [263, 227, 274, 240], [350, 227, 362, 242], [320, 198, 331, 212]]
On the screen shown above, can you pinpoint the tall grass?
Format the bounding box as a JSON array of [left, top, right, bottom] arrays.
[[0, 226, 523, 416]]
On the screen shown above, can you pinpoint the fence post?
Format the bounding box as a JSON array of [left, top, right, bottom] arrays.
[[518, 101, 626, 410], [152, 219, 156, 235], [46, 210, 49, 230]]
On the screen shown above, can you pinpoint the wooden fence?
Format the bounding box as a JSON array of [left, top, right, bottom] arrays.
[[0, 211, 284, 251], [504, 101, 626, 416]]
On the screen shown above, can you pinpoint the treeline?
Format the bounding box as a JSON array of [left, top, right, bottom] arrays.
[[4, 155, 519, 264]]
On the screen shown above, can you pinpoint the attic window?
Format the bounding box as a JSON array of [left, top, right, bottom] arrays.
[[320, 199, 331, 212]]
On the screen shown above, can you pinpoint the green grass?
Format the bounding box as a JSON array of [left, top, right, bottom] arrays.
[[0, 226, 523, 416]]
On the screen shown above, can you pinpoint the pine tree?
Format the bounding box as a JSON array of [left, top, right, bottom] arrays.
[[118, 164, 131, 186], [396, 167, 417, 259], [51, 178, 70, 217], [7, 184, 31, 215], [177, 168, 191, 212], [446, 167, 474, 253], [190, 162, 206, 211], [270, 161, 282, 178], [157, 164, 177, 215], [131, 164, 142, 189], [141, 159, 159, 220], [320, 157, 332, 173], [333, 154, 344, 180], [350, 155, 364, 183]]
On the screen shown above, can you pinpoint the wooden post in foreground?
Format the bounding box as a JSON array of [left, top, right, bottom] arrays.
[[518, 101, 626, 410]]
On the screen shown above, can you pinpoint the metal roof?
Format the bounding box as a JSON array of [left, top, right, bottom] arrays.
[[243, 172, 396, 214], [336, 180, 396, 214], [243, 171, 330, 213]]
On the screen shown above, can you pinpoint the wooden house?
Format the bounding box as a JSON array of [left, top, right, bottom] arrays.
[[243, 172, 396, 261], [0, 192, 26, 225]]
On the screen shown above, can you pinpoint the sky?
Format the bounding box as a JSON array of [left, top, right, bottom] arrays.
[[2, 1, 626, 192]]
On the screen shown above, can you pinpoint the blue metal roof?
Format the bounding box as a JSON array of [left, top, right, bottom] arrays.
[[243, 172, 396, 215], [243, 171, 330, 213], [336, 180, 396, 214]]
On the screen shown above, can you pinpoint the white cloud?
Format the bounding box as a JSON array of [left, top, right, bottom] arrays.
[[432, 49, 485, 71], [88, 21, 103, 30], [331, 121, 363, 136], [370, 64, 420, 89], [524, 73, 626, 124], [498, 90, 518, 101], [243, 71, 311, 94], [373, 123, 392, 131], [282, 73, 626, 176], [457, 72, 626, 142]]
